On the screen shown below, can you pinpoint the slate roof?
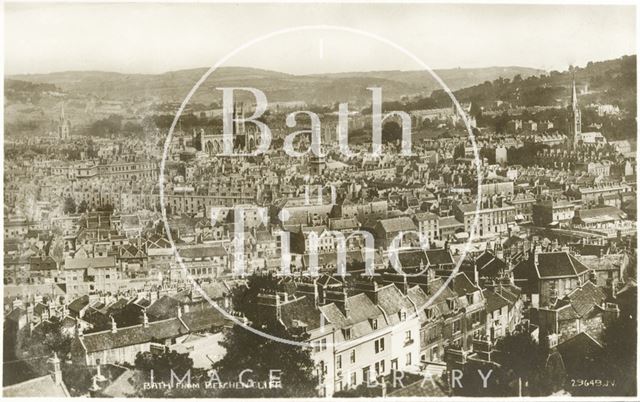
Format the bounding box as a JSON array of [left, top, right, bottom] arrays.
[[319, 293, 385, 341], [564, 282, 607, 317], [30, 256, 57, 271], [178, 245, 227, 259], [3, 374, 70, 397], [474, 250, 507, 277], [80, 317, 189, 353], [280, 295, 323, 330], [451, 272, 480, 297], [425, 249, 454, 266], [65, 256, 116, 270], [482, 289, 510, 312], [376, 284, 417, 319], [535, 252, 590, 278], [388, 378, 448, 397], [68, 295, 90, 314], [146, 295, 181, 320], [179, 305, 229, 332], [557, 332, 606, 381], [377, 217, 417, 233]]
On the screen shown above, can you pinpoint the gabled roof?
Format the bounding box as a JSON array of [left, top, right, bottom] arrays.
[[472, 250, 508, 278]]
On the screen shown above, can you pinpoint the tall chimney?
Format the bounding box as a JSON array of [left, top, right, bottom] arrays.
[[143, 309, 149, 328], [48, 353, 62, 385], [110, 315, 117, 334]]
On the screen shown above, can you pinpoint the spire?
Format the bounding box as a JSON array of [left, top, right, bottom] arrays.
[[60, 102, 65, 120], [571, 75, 578, 110]]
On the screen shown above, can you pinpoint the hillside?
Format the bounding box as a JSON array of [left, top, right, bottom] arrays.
[[7, 65, 543, 106], [426, 55, 637, 111]]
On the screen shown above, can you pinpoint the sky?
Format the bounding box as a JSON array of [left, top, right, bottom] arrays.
[[4, 2, 637, 75]]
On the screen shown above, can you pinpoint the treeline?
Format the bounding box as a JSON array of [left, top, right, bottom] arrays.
[[88, 115, 143, 137], [5, 79, 62, 103]]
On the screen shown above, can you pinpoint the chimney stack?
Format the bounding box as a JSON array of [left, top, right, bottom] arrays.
[[110, 315, 117, 334], [143, 309, 149, 328], [47, 353, 62, 385]]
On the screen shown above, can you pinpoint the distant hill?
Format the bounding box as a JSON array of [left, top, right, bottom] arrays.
[[427, 55, 636, 111], [7, 65, 544, 106]]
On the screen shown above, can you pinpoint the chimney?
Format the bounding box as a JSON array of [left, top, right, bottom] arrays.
[[343, 288, 350, 317], [76, 317, 84, 338], [177, 306, 182, 319], [313, 279, 319, 307], [48, 353, 62, 385], [110, 315, 117, 334], [473, 260, 479, 287], [143, 309, 149, 328], [183, 304, 190, 314]]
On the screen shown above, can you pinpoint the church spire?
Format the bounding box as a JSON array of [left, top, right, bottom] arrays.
[[567, 72, 582, 149], [571, 74, 578, 110]]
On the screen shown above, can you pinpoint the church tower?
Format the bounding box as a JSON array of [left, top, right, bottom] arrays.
[[58, 103, 70, 140], [567, 77, 581, 149]]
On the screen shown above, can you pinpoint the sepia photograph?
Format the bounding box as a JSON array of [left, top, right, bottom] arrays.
[[2, 1, 638, 399]]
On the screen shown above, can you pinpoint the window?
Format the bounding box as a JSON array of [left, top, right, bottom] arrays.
[[362, 367, 370, 383], [426, 308, 434, 320], [453, 319, 461, 334], [405, 330, 412, 343], [337, 355, 342, 369], [350, 372, 356, 387], [343, 328, 352, 340], [406, 353, 412, 366], [321, 338, 327, 351], [375, 338, 385, 353], [350, 350, 356, 363], [399, 310, 407, 321], [320, 361, 327, 375], [370, 318, 378, 330], [447, 298, 456, 311], [375, 360, 385, 376]]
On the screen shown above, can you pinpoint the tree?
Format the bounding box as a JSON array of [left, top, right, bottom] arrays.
[[19, 316, 72, 362], [213, 274, 319, 397], [213, 322, 319, 397], [494, 331, 565, 396], [63, 196, 76, 214], [602, 315, 637, 395], [381, 121, 402, 144], [77, 200, 89, 213]]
